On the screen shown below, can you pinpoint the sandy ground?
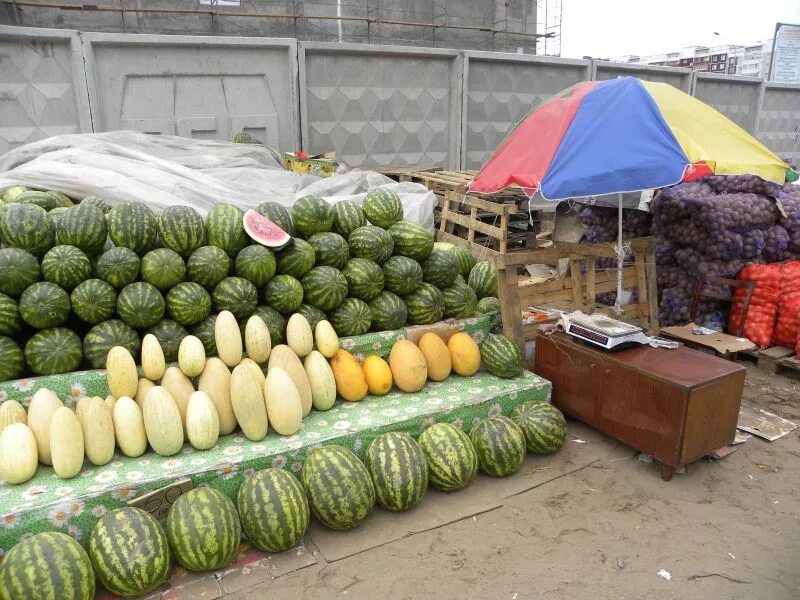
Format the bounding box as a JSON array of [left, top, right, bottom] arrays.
[[225, 363, 800, 600]]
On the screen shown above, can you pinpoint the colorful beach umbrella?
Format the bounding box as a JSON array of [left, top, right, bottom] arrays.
[[470, 76, 793, 199]]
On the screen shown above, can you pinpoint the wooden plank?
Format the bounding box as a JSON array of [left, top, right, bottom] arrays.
[[586, 256, 596, 312], [569, 258, 583, 311], [498, 266, 524, 353], [444, 190, 518, 216], [438, 190, 451, 236], [436, 231, 500, 257], [644, 247, 660, 331], [444, 210, 505, 240], [500, 210, 509, 254]]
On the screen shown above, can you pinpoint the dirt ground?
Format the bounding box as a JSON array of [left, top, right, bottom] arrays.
[[225, 363, 800, 600]]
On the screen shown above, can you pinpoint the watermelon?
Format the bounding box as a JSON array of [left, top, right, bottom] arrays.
[[0, 336, 24, 382], [470, 416, 526, 477], [388, 220, 434, 261], [25, 327, 83, 375], [301, 266, 348, 311], [252, 305, 286, 345], [348, 225, 394, 264], [422, 247, 458, 288], [418, 422, 478, 492], [363, 188, 403, 228], [19, 281, 70, 329], [452, 246, 476, 277], [47, 191, 74, 208], [0, 248, 40, 297], [442, 282, 478, 318], [233, 131, 253, 143], [264, 274, 304, 314], [213, 276, 258, 320], [276, 238, 316, 277], [256, 201, 295, 236], [382, 255, 423, 295], [342, 258, 384, 301], [243, 209, 290, 248], [481, 334, 523, 378], [158, 205, 207, 258], [1, 185, 29, 203], [369, 291, 407, 332], [56, 203, 107, 256], [95, 247, 141, 289], [302, 445, 376, 530], [206, 203, 246, 257], [191, 315, 218, 356], [117, 282, 165, 329], [140, 248, 186, 291], [15, 190, 57, 211], [107, 201, 158, 255], [81, 195, 110, 213], [83, 319, 140, 369], [89, 507, 171, 598], [477, 296, 501, 314], [186, 245, 231, 290], [511, 402, 567, 454], [40, 244, 91, 291], [71, 279, 117, 324], [296, 303, 326, 331], [167, 282, 212, 326], [365, 432, 428, 512], [0, 203, 54, 257], [332, 200, 365, 238], [237, 468, 310, 553], [330, 298, 372, 337], [403, 282, 445, 325], [235, 244, 276, 287], [292, 195, 334, 238], [0, 531, 95, 600], [0, 292, 22, 336], [148, 319, 189, 363], [47, 206, 68, 234], [468, 260, 498, 299], [308, 231, 349, 269], [166, 487, 241, 572]]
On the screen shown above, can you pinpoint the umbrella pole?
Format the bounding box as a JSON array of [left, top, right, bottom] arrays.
[[614, 195, 623, 315]]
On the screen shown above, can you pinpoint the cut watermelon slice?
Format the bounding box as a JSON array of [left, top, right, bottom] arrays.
[[243, 209, 291, 248]]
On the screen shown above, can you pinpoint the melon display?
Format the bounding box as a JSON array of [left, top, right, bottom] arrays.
[[158, 205, 207, 257], [186, 245, 231, 290], [95, 247, 141, 289], [365, 432, 428, 512], [0, 423, 37, 483], [511, 402, 567, 454], [387, 220, 434, 261], [418, 422, 478, 492], [147, 319, 188, 363], [206, 203, 246, 257], [243, 208, 291, 248], [252, 305, 287, 345], [140, 248, 186, 292], [368, 291, 407, 332], [382, 255, 423, 295], [255, 201, 295, 236], [422, 246, 458, 288], [276, 238, 316, 278], [107, 201, 158, 255], [301, 266, 348, 311], [117, 281, 165, 328], [481, 333, 523, 378], [361, 354, 392, 395], [468, 260, 499, 298], [295, 303, 326, 331], [264, 274, 304, 314], [451, 245, 477, 277], [363, 188, 404, 228], [213, 276, 258, 320], [292, 195, 334, 238], [81, 195, 110, 213], [447, 332, 481, 376], [0, 203, 54, 257], [235, 244, 277, 287], [83, 319, 141, 369], [332, 199, 366, 238], [342, 257, 384, 301], [0, 248, 40, 296], [24, 327, 82, 375], [0, 292, 22, 336], [308, 231, 350, 269], [330, 297, 372, 337], [40, 244, 90, 291], [13, 190, 57, 210], [348, 225, 394, 264], [329, 349, 368, 402], [19, 281, 70, 329], [403, 282, 445, 325], [54, 202, 107, 256], [470, 416, 526, 477], [442, 282, 478, 319], [166, 281, 212, 326]]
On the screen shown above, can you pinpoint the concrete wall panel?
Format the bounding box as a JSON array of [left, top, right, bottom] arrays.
[[593, 61, 693, 92], [693, 74, 762, 133], [758, 83, 800, 165]]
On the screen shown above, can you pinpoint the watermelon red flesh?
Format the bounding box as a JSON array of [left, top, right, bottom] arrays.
[[244, 209, 291, 248]]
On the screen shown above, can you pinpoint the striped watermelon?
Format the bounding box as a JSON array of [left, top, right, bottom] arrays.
[[0, 247, 40, 296], [47, 190, 74, 208], [342, 258, 384, 301], [452, 246, 476, 277], [296, 303, 326, 331], [235, 245, 276, 287], [332, 200, 366, 238], [0, 292, 22, 336], [166, 487, 241, 572], [276, 238, 316, 278], [0, 336, 24, 382], [477, 296, 501, 314], [363, 188, 403, 228], [301, 266, 348, 311], [0, 203, 54, 257], [302, 445, 376, 530], [15, 190, 57, 210], [481, 334, 523, 378], [95, 247, 141, 289], [237, 468, 310, 552], [292, 195, 334, 238], [158, 205, 207, 258], [117, 282, 165, 328], [186, 245, 231, 290], [365, 432, 428, 512], [469, 416, 526, 477], [167, 281, 212, 326], [387, 220, 434, 261], [256, 201, 295, 236], [25, 327, 83, 375], [418, 422, 477, 492], [19, 281, 70, 329], [382, 255, 423, 295], [0, 531, 95, 600], [206, 203, 246, 257], [81, 195, 110, 213], [89, 507, 171, 598], [41, 244, 91, 291], [71, 279, 117, 324], [47, 206, 68, 233], [308, 232, 349, 269], [330, 298, 372, 336], [264, 274, 304, 315], [191, 315, 218, 356], [511, 402, 567, 454], [369, 291, 407, 332], [107, 201, 158, 255], [468, 261, 498, 299], [422, 247, 458, 288], [252, 305, 287, 345], [140, 248, 186, 291], [83, 318, 140, 368], [56, 203, 107, 256], [1, 185, 28, 203], [442, 282, 478, 319], [148, 319, 189, 363], [348, 225, 394, 264], [403, 282, 445, 325]]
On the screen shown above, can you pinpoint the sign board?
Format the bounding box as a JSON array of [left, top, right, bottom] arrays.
[[770, 22, 800, 84]]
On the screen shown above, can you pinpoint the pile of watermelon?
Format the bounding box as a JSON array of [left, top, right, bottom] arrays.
[[0, 185, 500, 382]]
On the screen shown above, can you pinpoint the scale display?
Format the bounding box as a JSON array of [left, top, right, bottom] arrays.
[[559, 312, 653, 351]]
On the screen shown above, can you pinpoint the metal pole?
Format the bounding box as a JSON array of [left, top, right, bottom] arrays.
[[614, 194, 624, 315]]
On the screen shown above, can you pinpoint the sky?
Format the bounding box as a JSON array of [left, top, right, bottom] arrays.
[[558, 0, 800, 59]]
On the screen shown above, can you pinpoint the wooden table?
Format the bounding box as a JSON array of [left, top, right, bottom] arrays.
[[533, 333, 746, 480]]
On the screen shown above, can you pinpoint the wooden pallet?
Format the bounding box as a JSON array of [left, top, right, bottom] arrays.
[[740, 345, 800, 374]]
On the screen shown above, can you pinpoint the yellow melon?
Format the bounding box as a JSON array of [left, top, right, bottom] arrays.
[[418, 333, 452, 382], [447, 332, 481, 376], [361, 355, 393, 396], [329, 349, 368, 402], [388, 340, 427, 393]]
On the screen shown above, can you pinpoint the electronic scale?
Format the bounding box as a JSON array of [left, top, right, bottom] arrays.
[[558, 311, 678, 351]]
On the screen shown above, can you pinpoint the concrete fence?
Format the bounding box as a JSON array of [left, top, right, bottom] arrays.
[[1, 25, 799, 168]]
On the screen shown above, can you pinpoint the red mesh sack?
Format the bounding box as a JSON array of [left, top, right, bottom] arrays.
[[729, 263, 781, 348], [774, 261, 800, 347]]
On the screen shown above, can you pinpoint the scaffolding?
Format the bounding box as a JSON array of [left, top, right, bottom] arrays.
[[537, 0, 562, 56]]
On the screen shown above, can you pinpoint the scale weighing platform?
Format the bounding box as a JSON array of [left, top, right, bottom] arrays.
[[559, 311, 677, 352]]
